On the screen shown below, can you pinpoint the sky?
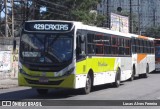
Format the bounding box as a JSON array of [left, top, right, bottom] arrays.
[[0, 6, 46, 18], [1, 11, 4, 18], [0, 1, 46, 19]]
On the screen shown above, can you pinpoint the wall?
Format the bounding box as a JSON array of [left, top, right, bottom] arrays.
[[0, 37, 19, 79]]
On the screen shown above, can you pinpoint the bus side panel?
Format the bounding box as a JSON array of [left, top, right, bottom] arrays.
[[75, 59, 87, 88], [120, 57, 132, 81], [132, 54, 155, 74], [149, 54, 155, 72], [75, 57, 117, 88], [92, 57, 116, 86]]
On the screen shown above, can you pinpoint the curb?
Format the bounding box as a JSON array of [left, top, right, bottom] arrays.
[[0, 78, 18, 89]]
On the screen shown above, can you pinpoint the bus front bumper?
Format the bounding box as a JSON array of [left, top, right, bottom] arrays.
[[18, 72, 76, 89]]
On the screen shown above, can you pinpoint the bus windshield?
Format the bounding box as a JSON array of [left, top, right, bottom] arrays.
[[20, 32, 73, 64]]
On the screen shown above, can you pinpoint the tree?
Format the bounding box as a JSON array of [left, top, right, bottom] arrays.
[[38, 0, 105, 26], [145, 26, 160, 38]]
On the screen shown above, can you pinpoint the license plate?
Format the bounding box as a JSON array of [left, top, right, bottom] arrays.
[[39, 77, 49, 83]]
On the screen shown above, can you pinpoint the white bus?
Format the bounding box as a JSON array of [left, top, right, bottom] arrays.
[[154, 39, 160, 71], [18, 20, 155, 95], [131, 35, 155, 80]]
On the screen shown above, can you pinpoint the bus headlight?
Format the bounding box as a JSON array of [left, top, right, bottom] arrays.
[[19, 69, 26, 74], [63, 67, 75, 76]]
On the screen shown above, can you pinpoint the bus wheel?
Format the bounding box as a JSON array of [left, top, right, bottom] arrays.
[[83, 74, 92, 94], [129, 67, 135, 81], [144, 64, 149, 78], [113, 68, 121, 87], [36, 89, 48, 95]]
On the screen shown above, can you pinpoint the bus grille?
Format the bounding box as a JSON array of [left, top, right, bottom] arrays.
[[25, 78, 63, 85]]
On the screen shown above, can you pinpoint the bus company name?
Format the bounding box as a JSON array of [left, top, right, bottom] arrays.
[[98, 62, 108, 67], [33, 24, 69, 31]]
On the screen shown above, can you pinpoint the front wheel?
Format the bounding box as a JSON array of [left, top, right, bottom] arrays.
[[82, 74, 92, 94], [139, 65, 149, 78]]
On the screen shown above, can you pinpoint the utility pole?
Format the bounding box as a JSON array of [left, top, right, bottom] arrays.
[[12, 0, 14, 37], [129, 0, 132, 33], [106, 0, 110, 28], [0, 1, 1, 37], [153, 8, 156, 27], [138, 0, 141, 35], [5, 0, 8, 37]]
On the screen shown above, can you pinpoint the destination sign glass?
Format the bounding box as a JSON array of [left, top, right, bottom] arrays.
[[24, 22, 73, 32]]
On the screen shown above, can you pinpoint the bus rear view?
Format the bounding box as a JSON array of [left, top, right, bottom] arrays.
[[155, 39, 160, 71], [18, 20, 75, 94]]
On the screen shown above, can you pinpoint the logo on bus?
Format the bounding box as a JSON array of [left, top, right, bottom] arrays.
[[98, 62, 108, 67]]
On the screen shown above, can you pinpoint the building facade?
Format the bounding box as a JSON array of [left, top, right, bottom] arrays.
[[97, 0, 160, 34]]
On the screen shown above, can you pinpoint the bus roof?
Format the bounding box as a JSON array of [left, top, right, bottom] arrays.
[[155, 38, 160, 40], [25, 20, 154, 40]]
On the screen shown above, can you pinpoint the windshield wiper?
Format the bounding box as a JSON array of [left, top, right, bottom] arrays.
[[45, 51, 63, 63]]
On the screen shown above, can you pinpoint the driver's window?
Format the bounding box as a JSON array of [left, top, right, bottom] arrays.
[[76, 30, 86, 60]]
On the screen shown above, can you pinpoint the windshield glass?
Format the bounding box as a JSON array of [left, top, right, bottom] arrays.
[[20, 32, 73, 64]]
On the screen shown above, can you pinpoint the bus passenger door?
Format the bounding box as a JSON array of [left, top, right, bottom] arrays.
[[75, 30, 87, 88]]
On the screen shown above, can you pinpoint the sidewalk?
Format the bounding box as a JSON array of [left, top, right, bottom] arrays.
[[0, 78, 18, 89]]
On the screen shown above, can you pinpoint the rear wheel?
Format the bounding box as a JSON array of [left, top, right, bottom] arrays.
[[36, 89, 48, 95], [82, 74, 92, 94], [129, 67, 135, 81], [139, 64, 149, 78], [113, 68, 121, 87]]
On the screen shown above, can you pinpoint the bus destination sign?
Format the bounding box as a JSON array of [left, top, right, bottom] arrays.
[[24, 22, 73, 32]]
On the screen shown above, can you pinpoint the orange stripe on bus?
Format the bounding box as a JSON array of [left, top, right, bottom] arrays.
[[137, 54, 147, 63], [138, 35, 148, 40]]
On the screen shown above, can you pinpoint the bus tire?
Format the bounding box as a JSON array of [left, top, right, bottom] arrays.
[[36, 89, 48, 95], [82, 74, 92, 94], [144, 64, 149, 78], [129, 67, 135, 81], [113, 68, 121, 87]]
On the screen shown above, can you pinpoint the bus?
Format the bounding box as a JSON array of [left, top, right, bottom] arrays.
[[154, 39, 160, 71], [18, 20, 155, 95], [131, 35, 155, 79]]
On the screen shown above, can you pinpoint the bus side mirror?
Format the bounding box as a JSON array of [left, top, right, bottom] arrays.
[[13, 39, 16, 52], [80, 51, 86, 57], [78, 34, 85, 43], [80, 35, 85, 43]]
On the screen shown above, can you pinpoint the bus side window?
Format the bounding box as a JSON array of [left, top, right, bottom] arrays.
[[87, 33, 95, 55], [76, 37, 81, 57], [76, 31, 86, 60]]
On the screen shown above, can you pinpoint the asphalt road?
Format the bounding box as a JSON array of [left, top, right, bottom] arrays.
[[1, 71, 160, 109]]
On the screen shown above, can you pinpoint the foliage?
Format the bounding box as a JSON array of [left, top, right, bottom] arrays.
[[0, 0, 106, 36], [38, 0, 105, 26], [145, 26, 160, 38]]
